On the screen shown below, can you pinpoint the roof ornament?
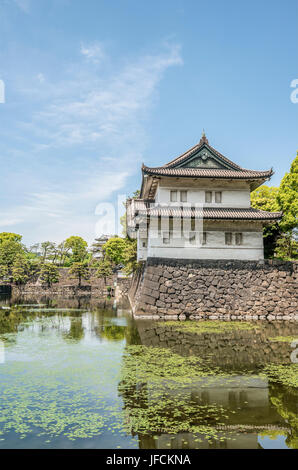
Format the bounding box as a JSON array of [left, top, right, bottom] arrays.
[[199, 129, 209, 145]]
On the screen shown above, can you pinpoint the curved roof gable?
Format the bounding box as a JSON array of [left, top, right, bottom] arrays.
[[142, 134, 273, 180], [165, 134, 241, 170]]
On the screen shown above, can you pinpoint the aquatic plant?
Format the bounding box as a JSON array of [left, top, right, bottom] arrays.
[[157, 321, 259, 336]]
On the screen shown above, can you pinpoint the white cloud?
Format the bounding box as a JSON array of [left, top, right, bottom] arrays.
[[0, 217, 23, 227], [36, 73, 45, 83], [0, 171, 129, 244], [30, 43, 182, 150], [80, 42, 105, 64], [4, 42, 183, 244]]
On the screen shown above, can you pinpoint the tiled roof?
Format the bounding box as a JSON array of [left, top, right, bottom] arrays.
[[164, 135, 242, 170], [136, 205, 282, 221], [142, 135, 273, 180], [142, 166, 273, 179]]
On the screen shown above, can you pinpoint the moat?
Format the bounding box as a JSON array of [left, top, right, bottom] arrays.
[[0, 296, 297, 449]]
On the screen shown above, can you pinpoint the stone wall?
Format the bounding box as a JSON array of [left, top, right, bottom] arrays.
[[131, 258, 298, 320], [135, 320, 298, 366], [11, 268, 116, 298]]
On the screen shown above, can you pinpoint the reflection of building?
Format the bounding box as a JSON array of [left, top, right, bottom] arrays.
[[119, 321, 297, 449], [127, 133, 281, 261]]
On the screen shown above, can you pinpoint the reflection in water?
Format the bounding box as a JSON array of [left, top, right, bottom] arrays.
[[0, 295, 297, 449]]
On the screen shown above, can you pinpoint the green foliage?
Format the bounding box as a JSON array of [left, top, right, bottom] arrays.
[[39, 263, 60, 287], [122, 239, 139, 274], [96, 257, 113, 284], [0, 264, 9, 282], [0, 237, 25, 268], [68, 262, 89, 287], [262, 364, 298, 388], [65, 236, 88, 264], [0, 232, 22, 243], [250, 154, 298, 260], [274, 232, 298, 260], [11, 254, 31, 289], [40, 241, 56, 263], [100, 322, 126, 341], [103, 237, 126, 265], [250, 186, 280, 257], [251, 185, 280, 212], [159, 321, 258, 335], [277, 153, 298, 233], [102, 237, 138, 273], [269, 336, 298, 343]]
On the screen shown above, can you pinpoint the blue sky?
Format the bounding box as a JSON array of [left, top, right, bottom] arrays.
[[0, 0, 297, 246]]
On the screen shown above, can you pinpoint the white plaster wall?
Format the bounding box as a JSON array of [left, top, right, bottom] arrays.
[[156, 186, 251, 208], [147, 246, 264, 261], [137, 231, 148, 261], [146, 230, 264, 261]]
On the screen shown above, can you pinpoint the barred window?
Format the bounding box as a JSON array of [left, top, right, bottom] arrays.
[[170, 190, 177, 202], [235, 233, 243, 245], [205, 191, 212, 203], [180, 190, 187, 202], [215, 191, 222, 203], [225, 232, 232, 245]]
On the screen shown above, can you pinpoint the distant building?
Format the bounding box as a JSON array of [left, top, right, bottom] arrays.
[[127, 133, 282, 261], [90, 234, 117, 259]]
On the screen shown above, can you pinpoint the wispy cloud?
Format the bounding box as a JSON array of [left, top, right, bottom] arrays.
[[80, 42, 105, 64], [36, 73, 45, 83], [1, 42, 182, 244], [30, 43, 182, 149]]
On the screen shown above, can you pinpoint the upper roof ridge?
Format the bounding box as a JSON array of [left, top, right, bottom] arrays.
[[164, 135, 241, 170]]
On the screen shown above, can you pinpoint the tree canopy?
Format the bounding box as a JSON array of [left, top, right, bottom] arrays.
[[103, 237, 127, 265], [276, 152, 298, 233]]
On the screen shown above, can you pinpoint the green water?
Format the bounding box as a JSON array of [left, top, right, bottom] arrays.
[[0, 296, 297, 449]]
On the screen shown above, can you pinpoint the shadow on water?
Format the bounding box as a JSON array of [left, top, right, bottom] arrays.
[[0, 294, 297, 449]]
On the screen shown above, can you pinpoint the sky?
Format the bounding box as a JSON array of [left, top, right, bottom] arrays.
[[0, 0, 297, 247]]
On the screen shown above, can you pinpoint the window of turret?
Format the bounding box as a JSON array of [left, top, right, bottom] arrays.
[[235, 233, 243, 245], [215, 191, 222, 203], [205, 191, 212, 203], [180, 190, 187, 202], [225, 232, 232, 245], [170, 190, 177, 202]]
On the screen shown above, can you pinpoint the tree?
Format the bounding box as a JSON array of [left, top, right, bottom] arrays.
[[56, 241, 71, 266], [123, 239, 139, 274], [39, 263, 60, 287], [0, 232, 22, 244], [11, 254, 31, 291], [251, 185, 280, 212], [40, 241, 57, 263], [0, 264, 9, 283], [103, 237, 126, 265], [274, 233, 298, 260], [0, 235, 25, 268], [68, 262, 89, 287], [96, 257, 113, 285], [251, 186, 281, 259], [276, 152, 298, 233], [65, 236, 88, 263]]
